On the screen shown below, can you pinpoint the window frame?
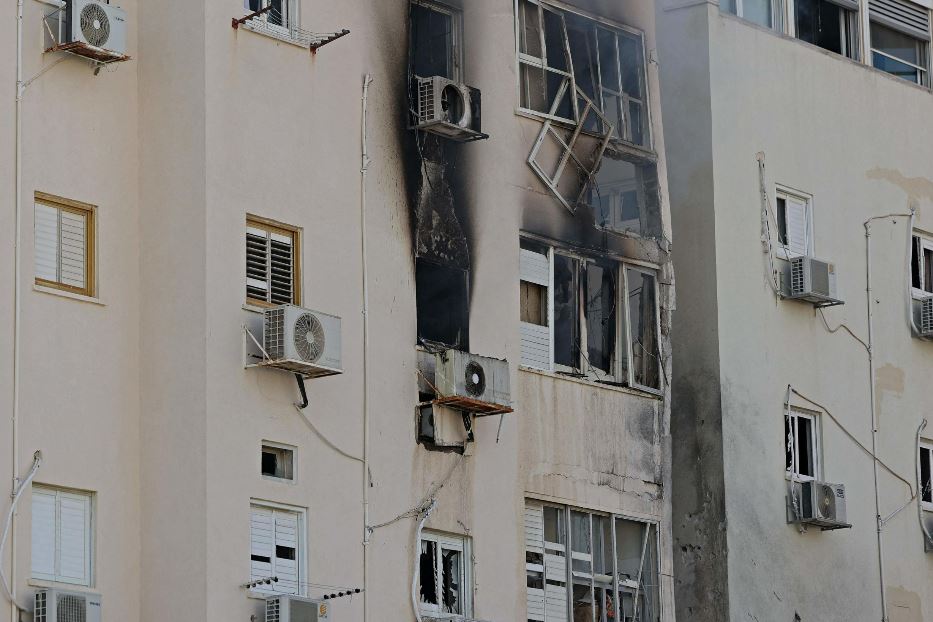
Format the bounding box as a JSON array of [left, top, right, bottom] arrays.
[[785, 408, 822, 482], [870, 19, 930, 86], [410, 0, 465, 84], [249, 499, 308, 597], [920, 441, 933, 510], [525, 500, 663, 622], [261, 441, 297, 483], [774, 186, 814, 260], [245, 214, 302, 308], [520, 237, 662, 394], [418, 530, 473, 619], [34, 192, 97, 298], [911, 232, 933, 298], [30, 485, 94, 587], [513, 0, 653, 149], [788, 0, 860, 59], [722, 0, 785, 30]]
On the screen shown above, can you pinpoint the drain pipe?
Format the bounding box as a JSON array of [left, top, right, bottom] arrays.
[[865, 212, 914, 622], [360, 73, 373, 622], [10, 0, 25, 619]]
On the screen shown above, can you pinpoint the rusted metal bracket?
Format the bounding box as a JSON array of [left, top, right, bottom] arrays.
[[232, 4, 273, 29], [309, 29, 350, 52]]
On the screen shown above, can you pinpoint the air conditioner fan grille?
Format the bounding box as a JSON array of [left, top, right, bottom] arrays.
[[294, 313, 325, 362], [464, 361, 486, 397], [80, 3, 111, 47]]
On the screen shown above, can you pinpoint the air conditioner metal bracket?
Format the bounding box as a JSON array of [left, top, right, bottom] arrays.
[[242, 324, 339, 380], [432, 395, 513, 417], [42, 7, 131, 68]]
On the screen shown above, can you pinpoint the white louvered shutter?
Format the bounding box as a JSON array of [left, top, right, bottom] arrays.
[[520, 248, 551, 370], [268, 232, 295, 305], [250, 505, 275, 591], [783, 196, 809, 257], [34, 204, 60, 283], [870, 0, 932, 40], [247, 226, 271, 302], [247, 226, 295, 304], [273, 509, 300, 594], [30, 489, 57, 580], [58, 211, 87, 290], [250, 505, 301, 595], [57, 492, 91, 585], [525, 503, 546, 622]]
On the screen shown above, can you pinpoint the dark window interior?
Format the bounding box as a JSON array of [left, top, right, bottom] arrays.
[[796, 0, 845, 55], [585, 261, 617, 375], [416, 258, 469, 349], [420, 540, 438, 604], [261, 451, 278, 477], [922, 447, 932, 503], [553, 255, 580, 369], [776, 197, 788, 246], [410, 3, 454, 79]]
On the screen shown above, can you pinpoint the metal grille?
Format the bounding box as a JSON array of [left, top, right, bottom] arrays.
[[57, 593, 87, 622], [922, 297, 933, 334], [790, 256, 806, 296], [266, 597, 281, 622], [418, 78, 438, 124], [264, 307, 286, 360], [809, 259, 831, 296], [35, 591, 48, 622]]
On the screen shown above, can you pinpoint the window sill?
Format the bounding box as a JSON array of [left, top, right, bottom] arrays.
[[28, 578, 94, 591], [519, 365, 663, 399], [243, 303, 266, 314], [240, 19, 311, 49], [261, 474, 297, 486], [33, 284, 104, 306]]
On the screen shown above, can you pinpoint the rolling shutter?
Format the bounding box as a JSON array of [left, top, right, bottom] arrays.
[[247, 225, 295, 305], [870, 0, 931, 40], [250, 504, 301, 595], [520, 248, 551, 370], [524, 502, 569, 622], [783, 196, 809, 257]]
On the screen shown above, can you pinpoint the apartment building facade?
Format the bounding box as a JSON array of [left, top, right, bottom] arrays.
[[659, 0, 933, 620], [1, 1, 676, 621]]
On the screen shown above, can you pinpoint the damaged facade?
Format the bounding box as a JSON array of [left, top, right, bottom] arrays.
[[659, 1, 933, 620], [0, 0, 674, 622]]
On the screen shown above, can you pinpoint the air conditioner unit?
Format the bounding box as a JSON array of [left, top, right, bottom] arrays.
[[432, 349, 510, 416], [35, 589, 102, 622], [788, 480, 850, 530], [66, 0, 127, 55], [415, 76, 486, 142], [915, 296, 933, 337], [262, 304, 342, 378], [266, 594, 330, 621], [786, 256, 843, 306]]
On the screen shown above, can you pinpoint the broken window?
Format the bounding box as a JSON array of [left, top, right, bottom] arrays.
[[410, 0, 462, 81], [521, 239, 661, 390], [911, 234, 933, 295], [261, 442, 295, 480], [625, 268, 660, 391], [920, 443, 933, 506], [525, 501, 661, 622], [870, 2, 930, 86], [785, 409, 820, 480], [416, 258, 470, 349], [419, 531, 472, 618], [795, 0, 859, 58], [585, 155, 662, 238], [518, 1, 651, 147]]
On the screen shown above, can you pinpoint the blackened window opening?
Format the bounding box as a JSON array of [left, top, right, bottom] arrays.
[[922, 447, 932, 503], [416, 258, 470, 350], [585, 261, 617, 375], [420, 540, 439, 605], [796, 0, 847, 56], [627, 269, 659, 389], [554, 254, 580, 369], [261, 451, 278, 477], [410, 3, 455, 80]]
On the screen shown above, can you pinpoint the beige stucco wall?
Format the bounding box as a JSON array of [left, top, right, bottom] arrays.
[[661, 2, 933, 620], [2, 0, 675, 621]]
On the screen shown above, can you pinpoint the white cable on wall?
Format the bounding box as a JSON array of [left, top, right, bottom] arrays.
[[0, 451, 41, 610]]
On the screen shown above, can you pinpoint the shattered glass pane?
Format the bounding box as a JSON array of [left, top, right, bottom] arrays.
[[626, 269, 659, 390], [546, 73, 574, 119], [568, 24, 599, 103], [597, 29, 620, 90], [585, 262, 617, 377], [620, 33, 643, 98], [554, 255, 580, 369], [520, 63, 548, 112], [785, 414, 794, 473], [519, 0, 542, 57], [543, 10, 570, 71], [410, 3, 454, 79], [588, 157, 641, 233], [441, 547, 462, 613], [922, 447, 932, 503], [419, 540, 439, 605]]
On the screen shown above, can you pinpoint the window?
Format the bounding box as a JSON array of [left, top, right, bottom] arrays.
[[785, 409, 821, 480], [869, 0, 931, 85], [31, 486, 93, 586], [519, 239, 662, 392], [920, 443, 933, 508], [250, 501, 306, 595], [586, 156, 662, 238], [261, 442, 295, 481], [418, 531, 472, 618], [516, 0, 651, 147], [774, 188, 812, 259], [911, 233, 933, 296], [246, 216, 301, 307], [244, 0, 297, 29], [416, 258, 470, 349], [34, 192, 96, 298], [410, 0, 462, 82], [525, 501, 661, 622], [794, 0, 859, 58], [721, 0, 782, 30]]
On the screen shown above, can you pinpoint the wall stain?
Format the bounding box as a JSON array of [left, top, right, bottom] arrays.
[[875, 363, 905, 420], [887, 585, 922, 622], [866, 168, 933, 213]]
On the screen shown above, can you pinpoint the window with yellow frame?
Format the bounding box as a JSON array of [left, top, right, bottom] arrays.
[[246, 215, 302, 307], [34, 192, 97, 298]]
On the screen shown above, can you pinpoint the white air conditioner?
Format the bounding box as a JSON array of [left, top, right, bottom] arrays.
[[433, 349, 510, 416], [66, 0, 127, 55], [415, 76, 486, 141], [35, 589, 102, 622], [261, 304, 342, 378], [785, 255, 843, 306], [915, 296, 933, 337], [788, 480, 850, 529], [266, 594, 330, 621]]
